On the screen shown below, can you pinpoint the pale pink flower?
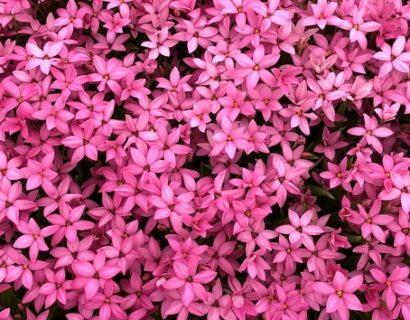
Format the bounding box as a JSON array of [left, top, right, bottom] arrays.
[[26, 41, 64, 75], [373, 36, 410, 77]]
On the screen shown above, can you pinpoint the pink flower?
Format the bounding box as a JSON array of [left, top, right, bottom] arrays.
[[373, 36, 410, 77], [233, 45, 278, 90], [26, 41, 64, 75], [21, 152, 57, 193], [302, 0, 344, 29], [357, 199, 393, 243], [0, 181, 37, 225], [312, 271, 363, 320], [314, 128, 348, 160], [276, 210, 324, 250], [210, 118, 249, 159], [348, 115, 393, 154], [72, 252, 121, 299], [14, 218, 58, 261], [162, 260, 217, 306], [342, 6, 381, 50], [141, 27, 178, 59], [370, 266, 410, 310], [150, 184, 194, 233], [38, 268, 70, 307], [88, 56, 128, 96], [61, 124, 105, 164]]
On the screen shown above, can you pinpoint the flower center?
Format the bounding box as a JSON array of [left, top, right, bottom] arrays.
[[253, 64, 260, 71], [403, 228, 409, 235], [336, 290, 343, 297], [186, 276, 193, 282], [353, 24, 359, 30]]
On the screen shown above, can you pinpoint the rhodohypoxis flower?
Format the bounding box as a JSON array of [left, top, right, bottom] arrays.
[[272, 235, 310, 273], [210, 118, 249, 159], [379, 174, 410, 214], [373, 36, 410, 77], [21, 152, 57, 193], [72, 252, 121, 299], [389, 209, 410, 254], [356, 199, 393, 243], [14, 219, 58, 261], [89, 56, 128, 96], [302, 0, 342, 29], [312, 271, 363, 320], [314, 128, 348, 160], [141, 27, 178, 59], [150, 184, 194, 234], [0, 181, 37, 225], [0, 151, 22, 182], [38, 268, 70, 307], [341, 6, 381, 50], [370, 266, 410, 310], [61, 124, 105, 164], [85, 282, 127, 320], [347, 115, 393, 153], [233, 45, 277, 90], [26, 41, 64, 75], [46, 202, 94, 244], [276, 210, 324, 250], [2, 0, 410, 319], [162, 260, 217, 306]]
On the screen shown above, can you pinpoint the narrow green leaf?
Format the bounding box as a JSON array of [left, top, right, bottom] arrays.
[[309, 185, 335, 200]]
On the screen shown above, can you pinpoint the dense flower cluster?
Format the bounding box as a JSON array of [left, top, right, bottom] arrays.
[[1, 0, 410, 319]]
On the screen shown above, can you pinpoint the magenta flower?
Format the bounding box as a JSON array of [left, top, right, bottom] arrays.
[[150, 184, 194, 234], [88, 56, 128, 96], [38, 268, 70, 307], [232, 45, 277, 90], [26, 41, 64, 75], [162, 260, 217, 306], [370, 266, 410, 310], [21, 152, 57, 193], [46, 202, 94, 244], [141, 27, 178, 59], [348, 115, 393, 153], [312, 271, 363, 320], [61, 124, 105, 164], [72, 252, 121, 299], [210, 118, 249, 159], [14, 218, 58, 261], [0, 181, 37, 225], [357, 199, 393, 243], [373, 36, 410, 77], [302, 0, 343, 29], [276, 210, 324, 250]]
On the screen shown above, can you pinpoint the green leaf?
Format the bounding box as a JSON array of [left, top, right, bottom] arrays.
[[0, 288, 19, 313], [309, 185, 335, 200]]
